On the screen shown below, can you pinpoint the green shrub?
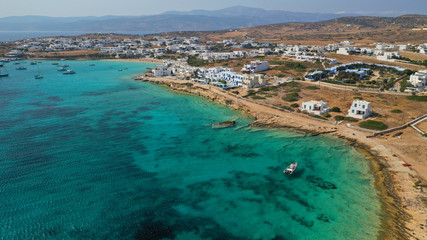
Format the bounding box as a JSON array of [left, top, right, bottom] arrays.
[[353, 96, 363, 100], [290, 88, 301, 93], [330, 107, 341, 112], [323, 113, 331, 118], [281, 106, 294, 111], [285, 82, 301, 88], [247, 90, 256, 95], [390, 109, 402, 113], [334, 115, 345, 121], [232, 91, 239, 95], [282, 92, 299, 102], [314, 115, 327, 120], [407, 95, 427, 102], [182, 83, 193, 87], [305, 86, 320, 90], [251, 95, 266, 100], [345, 117, 359, 122], [290, 103, 299, 108], [359, 120, 389, 130]]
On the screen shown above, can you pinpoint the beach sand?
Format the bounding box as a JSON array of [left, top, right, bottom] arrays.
[[137, 76, 426, 240]]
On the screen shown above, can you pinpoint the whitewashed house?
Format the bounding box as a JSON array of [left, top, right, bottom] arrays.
[[336, 47, 350, 55], [348, 100, 371, 119], [409, 70, 427, 90], [242, 74, 266, 89], [300, 100, 330, 115], [242, 60, 269, 73]]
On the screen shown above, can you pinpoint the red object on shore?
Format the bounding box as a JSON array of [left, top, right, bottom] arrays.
[[402, 163, 411, 167]]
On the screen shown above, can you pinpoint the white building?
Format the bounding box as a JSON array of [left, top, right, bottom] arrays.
[[152, 65, 172, 77], [409, 70, 427, 89], [300, 100, 330, 115], [348, 100, 371, 119], [242, 60, 269, 73], [336, 48, 350, 55], [242, 74, 266, 89]]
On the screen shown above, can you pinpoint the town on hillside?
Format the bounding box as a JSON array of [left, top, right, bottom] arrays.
[[1, 34, 426, 133]]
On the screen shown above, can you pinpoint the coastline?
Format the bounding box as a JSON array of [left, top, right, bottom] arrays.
[[135, 76, 426, 240]]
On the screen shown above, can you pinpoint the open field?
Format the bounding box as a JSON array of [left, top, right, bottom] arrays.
[[324, 53, 427, 71], [237, 81, 427, 129]]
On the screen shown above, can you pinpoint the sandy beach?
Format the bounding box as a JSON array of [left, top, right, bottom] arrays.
[[136, 76, 426, 240]]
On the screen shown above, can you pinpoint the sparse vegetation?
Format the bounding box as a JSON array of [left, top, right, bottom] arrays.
[[305, 86, 320, 90], [407, 95, 427, 102], [331, 107, 341, 112], [359, 120, 389, 130], [390, 109, 402, 113], [251, 95, 266, 100], [290, 103, 299, 108], [323, 113, 331, 118], [345, 117, 359, 122], [334, 115, 345, 121], [282, 92, 300, 102]]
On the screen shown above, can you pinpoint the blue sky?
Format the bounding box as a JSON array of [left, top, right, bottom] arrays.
[[1, 0, 426, 17]]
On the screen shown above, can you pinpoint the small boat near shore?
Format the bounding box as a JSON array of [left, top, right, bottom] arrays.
[[16, 66, 27, 70], [30, 61, 37, 65], [58, 67, 67, 71], [52, 62, 59, 65], [284, 162, 298, 175], [212, 120, 236, 128], [0, 65, 8, 77]]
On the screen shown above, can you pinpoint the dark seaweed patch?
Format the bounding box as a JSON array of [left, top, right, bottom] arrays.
[[46, 96, 64, 102], [291, 214, 314, 228], [306, 176, 337, 190], [134, 221, 175, 240], [137, 107, 150, 111]]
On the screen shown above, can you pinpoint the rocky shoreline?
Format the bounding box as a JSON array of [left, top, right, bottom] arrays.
[[135, 76, 426, 240]]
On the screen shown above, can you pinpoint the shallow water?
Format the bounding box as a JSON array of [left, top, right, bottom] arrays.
[[0, 60, 383, 239]]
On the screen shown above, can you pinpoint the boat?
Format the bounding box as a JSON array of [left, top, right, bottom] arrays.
[[62, 64, 69, 67], [63, 69, 76, 75], [0, 64, 3, 67], [30, 61, 37, 65], [89, 64, 95, 66], [14, 62, 20, 65], [58, 67, 67, 71], [118, 69, 123, 71], [284, 162, 298, 175], [34, 66, 43, 79], [52, 62, 59, 65], [402, 163, 411, 167], [0, 65, 8, 77], [16, 66, 27, 70]]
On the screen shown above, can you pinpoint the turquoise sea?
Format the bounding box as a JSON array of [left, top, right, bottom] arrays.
[[0, 60, 384, 239]]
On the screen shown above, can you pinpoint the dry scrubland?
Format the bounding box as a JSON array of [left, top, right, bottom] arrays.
[[238, 81, 427, 129]]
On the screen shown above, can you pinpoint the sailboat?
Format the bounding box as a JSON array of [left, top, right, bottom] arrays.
[[34, 65, 43, 79], [0, 65, 9, 77]]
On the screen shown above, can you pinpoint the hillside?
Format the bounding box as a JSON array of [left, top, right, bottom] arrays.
[[147, 15, 427, 44], [0, 6, 367, 33]]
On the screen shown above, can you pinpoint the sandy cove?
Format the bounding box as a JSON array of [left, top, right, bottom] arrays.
[[136, 76, 426, 240]]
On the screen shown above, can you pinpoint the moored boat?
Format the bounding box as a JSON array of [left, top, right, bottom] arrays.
[[34, 74, 43, 79], [52, 62, 59, 65], [63, 69, 76, 75], [58, 67, 67, 71], [0, 65, 8, 77], [16, 66, 27, 70], [30, 61, 37, 65], [284, 162, 298, 175]]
